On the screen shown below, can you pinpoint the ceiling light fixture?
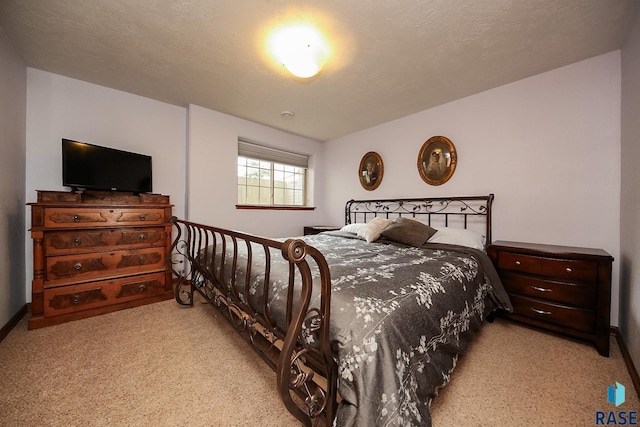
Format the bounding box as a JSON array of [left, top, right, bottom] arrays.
[[268, 23, 328, 78]]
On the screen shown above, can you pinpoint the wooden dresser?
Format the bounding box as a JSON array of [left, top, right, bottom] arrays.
[[28, 190, 174, 329], [488, 240, 613, 356]]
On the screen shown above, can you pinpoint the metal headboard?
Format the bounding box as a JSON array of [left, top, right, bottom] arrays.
[[344, 194, 494, 244]]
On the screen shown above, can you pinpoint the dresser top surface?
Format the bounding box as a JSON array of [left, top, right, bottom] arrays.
[[30, 190, 171, 207]]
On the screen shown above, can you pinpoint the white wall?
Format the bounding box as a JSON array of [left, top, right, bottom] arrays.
[[187, 104, 327, 237], [620, 4, 640, 379], [0, 25, 26, 325], [324, 52, 622, 325], [25, 69, 187, 298]]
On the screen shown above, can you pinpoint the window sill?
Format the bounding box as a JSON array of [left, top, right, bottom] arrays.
[[236, 205, 316, 211]]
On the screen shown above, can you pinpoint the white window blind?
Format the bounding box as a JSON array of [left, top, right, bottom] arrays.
[[238, 139, 309, 168]]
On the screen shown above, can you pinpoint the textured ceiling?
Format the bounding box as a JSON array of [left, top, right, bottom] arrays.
[[0, 0, 636, 141]]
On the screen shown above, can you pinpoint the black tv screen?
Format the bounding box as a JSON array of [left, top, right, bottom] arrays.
[[62, 139, 152, 193]]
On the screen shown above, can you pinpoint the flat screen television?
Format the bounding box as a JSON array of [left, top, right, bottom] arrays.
[[62, 139, 153, 193]]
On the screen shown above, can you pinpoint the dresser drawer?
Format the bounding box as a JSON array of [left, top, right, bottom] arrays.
[[500, 272, 596, 308], [497, 251, 597, 282], [43, 208, 166, 228], [44, 227, 165, 255], [44, 272, 166, 316], [45, 247, 165, 285], [509, 294, 595, 333]]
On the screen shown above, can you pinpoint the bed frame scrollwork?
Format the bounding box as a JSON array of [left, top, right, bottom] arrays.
[[168, 194, 494, 426], [345, 194, 494, 247], [169, 221, 337, 426]]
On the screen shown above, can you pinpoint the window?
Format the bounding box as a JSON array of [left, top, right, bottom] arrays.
[[237, 140, 308, 207]]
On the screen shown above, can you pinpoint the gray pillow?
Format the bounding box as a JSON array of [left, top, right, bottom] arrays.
[[380, 217, 437, 247]]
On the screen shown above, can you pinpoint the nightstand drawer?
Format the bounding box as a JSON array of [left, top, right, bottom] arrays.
[[497, 251, 543, 274], [497, 251, 597, 282], [500, 272, 596, 308], [303, 226, 341, 235], [509, 294, 595, 333]]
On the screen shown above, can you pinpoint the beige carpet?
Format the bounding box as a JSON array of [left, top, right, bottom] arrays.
[[0, 300, 637, 426]]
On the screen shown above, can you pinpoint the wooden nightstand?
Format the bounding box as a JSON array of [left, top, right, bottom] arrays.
[[488, 240, 613, 357], [303, 225, 341, 236]]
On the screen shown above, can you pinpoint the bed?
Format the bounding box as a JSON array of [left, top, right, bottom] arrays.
[[169, 195, 512, 426]]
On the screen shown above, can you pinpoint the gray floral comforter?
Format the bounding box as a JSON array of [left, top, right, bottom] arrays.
[[204, 231, 511, 426]]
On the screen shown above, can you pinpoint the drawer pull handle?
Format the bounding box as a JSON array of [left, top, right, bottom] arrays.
[[565, 267, 572, 273], [73, 238, 82, 246], [73, 215, 80, 222], [139, 257, 146, 265], [139, 214, 146, 221], [139, 284, 146, 292], [531, 308, 551, 316], [72, 294, 80, 304], [515, 261, 521, 266], [139, 234, 146, 241], [74, 263, 83, 271], [532, 286, 551, 292]]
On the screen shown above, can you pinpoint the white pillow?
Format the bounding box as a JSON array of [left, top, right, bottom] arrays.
[[357, 217, 393, 243], [340, 223, 366, 234], [427, 227, 486, 251]]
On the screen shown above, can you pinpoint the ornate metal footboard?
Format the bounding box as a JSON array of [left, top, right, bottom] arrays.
[[169, 218, 337, 426]]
